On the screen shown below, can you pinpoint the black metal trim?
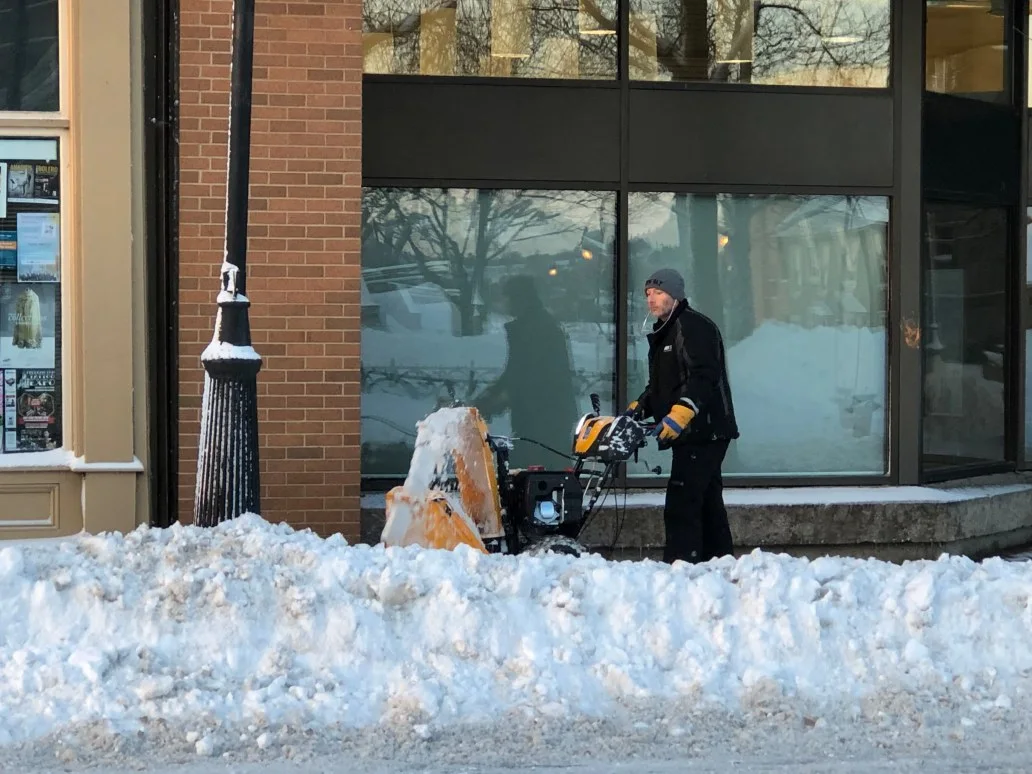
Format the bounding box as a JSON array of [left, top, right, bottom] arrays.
[[361, 77, 891, 100], [917, 187, 1019, 207], [627, 82, 891, 98], [362, 179, 896, 197], [920, 461, 1016, 484], [1019, 0, 1031, 468], [361, 178, 621, 190], [363, 73, 621, 89], [613, 0, 630, 486], [895, 0, 923, 485], [626, 182, 895, 196], [142, 0, 180, 528]]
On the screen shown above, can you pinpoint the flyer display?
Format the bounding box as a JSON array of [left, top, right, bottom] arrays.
[[0, 138, 62, 454]]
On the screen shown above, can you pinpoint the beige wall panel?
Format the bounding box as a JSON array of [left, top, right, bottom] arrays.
[[73, 0, 135, 464], [0, 473, 81, 538]]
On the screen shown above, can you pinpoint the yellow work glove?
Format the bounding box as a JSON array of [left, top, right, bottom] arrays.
[[656, 403, 695, 443]]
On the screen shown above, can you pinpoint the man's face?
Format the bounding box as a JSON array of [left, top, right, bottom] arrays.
[[646, 287, 677, 319]]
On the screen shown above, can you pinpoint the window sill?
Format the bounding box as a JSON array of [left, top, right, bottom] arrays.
[[0, 113, 71, 130], [0, 450, 144, 473]]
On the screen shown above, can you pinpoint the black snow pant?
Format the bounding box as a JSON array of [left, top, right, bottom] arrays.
[[662, 439, 734, 564]]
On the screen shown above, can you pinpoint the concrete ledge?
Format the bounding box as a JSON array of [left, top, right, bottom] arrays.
[[360, 472, 1032, 561]]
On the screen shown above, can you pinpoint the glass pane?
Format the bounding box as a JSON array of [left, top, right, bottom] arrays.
[[925, 0, 1008, 101], [923, 203, 1008, 469], [627, 0, 890, 86], [0, 136, 63, 453], [363, 0, 617, 79], [361, 188, 616, 475], [627, 193, 889, 477], [0, 0, 60, 112]]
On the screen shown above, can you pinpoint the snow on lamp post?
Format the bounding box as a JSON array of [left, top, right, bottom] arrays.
[[193, 0, 262, 526]]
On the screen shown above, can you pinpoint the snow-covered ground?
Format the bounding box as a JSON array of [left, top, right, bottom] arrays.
[[3, 515, 1032, 771]]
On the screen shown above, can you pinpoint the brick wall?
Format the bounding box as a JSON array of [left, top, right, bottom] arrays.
[[177, 0, 363, 538]]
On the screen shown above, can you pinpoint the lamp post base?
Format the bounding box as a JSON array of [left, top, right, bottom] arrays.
[[193, 284, 263, 527]]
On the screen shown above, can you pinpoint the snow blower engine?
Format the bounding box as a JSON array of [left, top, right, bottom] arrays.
[[380, 394, 653, 557]]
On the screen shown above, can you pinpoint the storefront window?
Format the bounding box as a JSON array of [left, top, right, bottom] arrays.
[[363, 0, 618, 79], [361, 187, 616, 475], [923, 203, 1008, 470], [925, 0, 1008, 101], [626, 193, 889, 477], [0, 137, 62, 453], [627, 0, 890, 86], [0, 0, 60, 112]]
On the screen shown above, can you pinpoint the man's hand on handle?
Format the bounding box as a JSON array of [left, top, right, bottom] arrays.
[[653, 403, 695, 445]]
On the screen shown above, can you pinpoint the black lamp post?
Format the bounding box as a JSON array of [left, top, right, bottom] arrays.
[[193, 0, 262, 526]]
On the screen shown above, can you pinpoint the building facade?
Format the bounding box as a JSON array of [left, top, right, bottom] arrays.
[[1, 0, 1030, 542], [357, 0, 1032, 502], [0, 0, 149, 539]]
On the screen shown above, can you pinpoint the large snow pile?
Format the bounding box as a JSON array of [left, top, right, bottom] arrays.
[[3, 516, 1032, 757]]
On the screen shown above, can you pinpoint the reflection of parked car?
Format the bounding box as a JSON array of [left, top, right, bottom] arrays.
[[982, 342, 1004, 384]]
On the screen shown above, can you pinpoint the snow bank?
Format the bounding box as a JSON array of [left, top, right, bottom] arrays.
[[2, 516, 1032, 751]]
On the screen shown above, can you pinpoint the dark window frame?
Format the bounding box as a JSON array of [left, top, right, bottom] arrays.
[[918, 0, 1028, 481], [359, 0, 1031, 490], [359, 182, 896, 491], [918, 199, 1013, 478]]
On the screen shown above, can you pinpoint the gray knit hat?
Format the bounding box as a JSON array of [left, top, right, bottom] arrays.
[[644, 268, 685, 301]]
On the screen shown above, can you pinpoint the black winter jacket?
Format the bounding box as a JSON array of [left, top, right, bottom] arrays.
[[635, 299, 739, 446]]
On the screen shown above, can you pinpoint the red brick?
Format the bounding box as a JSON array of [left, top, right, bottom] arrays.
[[178, 0, 362, 539]]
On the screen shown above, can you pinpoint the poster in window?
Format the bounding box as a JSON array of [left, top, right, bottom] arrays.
[[0, 231, 15, 269], [15, 211, 60, 282], [0, 283, 57, 369], [30, 163, 59, 203], [10, 369, 58, 452], [0, 162, 6, 218], [6, 163, 34, 200], [1, 370, 13, 452]]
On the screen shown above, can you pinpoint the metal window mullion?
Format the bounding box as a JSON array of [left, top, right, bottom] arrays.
[[893, 0, 924, 485]]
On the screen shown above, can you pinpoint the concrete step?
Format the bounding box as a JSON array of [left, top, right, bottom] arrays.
[[361, 472, 1032, 562]]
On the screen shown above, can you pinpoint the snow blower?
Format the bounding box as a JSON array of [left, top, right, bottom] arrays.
[[380, 394, 654, 557]]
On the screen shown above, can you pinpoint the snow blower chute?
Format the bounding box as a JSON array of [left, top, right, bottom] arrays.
[[380, 395, 653, 556]]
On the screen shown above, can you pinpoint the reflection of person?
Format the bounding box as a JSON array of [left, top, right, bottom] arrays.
[[475, 274, 577, 468], [624, 268, 739, 564]]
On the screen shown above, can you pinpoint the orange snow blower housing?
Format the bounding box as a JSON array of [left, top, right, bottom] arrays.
[[381, 406, 506, 554], [380, 397, 652, 556]]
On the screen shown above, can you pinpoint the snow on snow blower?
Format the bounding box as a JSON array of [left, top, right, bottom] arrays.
[[380, 394, 654, 557]]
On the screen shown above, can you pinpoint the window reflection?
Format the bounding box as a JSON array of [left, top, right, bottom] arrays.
[[360, 188, 617, 475], [922, 203, 1008, 470], [925, 0, 1008, 101], [627, 0, 890, 86], [363, 0, 618, 79], [0, 0, 60, 112], [627, 193, 889, 477]]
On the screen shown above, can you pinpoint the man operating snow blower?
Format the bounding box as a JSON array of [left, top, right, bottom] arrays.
[[623, 268, 739, 564]]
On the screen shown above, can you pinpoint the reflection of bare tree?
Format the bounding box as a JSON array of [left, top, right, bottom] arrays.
[[629, 193, 887, 343], [0, 0, 60, 111], [364, 0, 617, 78], [363, 0, 889, 84], [362, 188, 610, 335], [632, 0, 890, 84]]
